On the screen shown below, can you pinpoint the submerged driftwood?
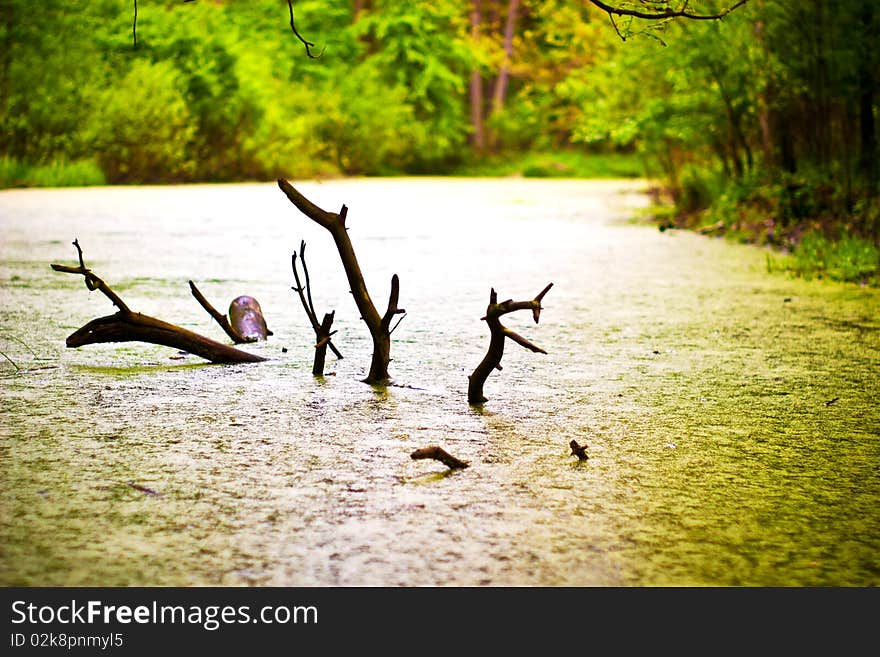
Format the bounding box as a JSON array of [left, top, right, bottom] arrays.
[[410, 446, 470, 470], [52, 240, 265, 364], [277, 179, 405, 384], [468, 283, 553, 404], [569, 440, 589, 461]]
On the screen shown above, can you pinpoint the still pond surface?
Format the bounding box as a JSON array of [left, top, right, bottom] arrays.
[[1, 178, 878, 586]]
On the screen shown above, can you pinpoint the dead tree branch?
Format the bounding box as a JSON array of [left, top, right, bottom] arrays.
[[410, 446, 470, 470], [468, 283, 553, 405], [589, 0, 749, 21], [286, 0, 323, 59], [291, 240, 343, 376], [52, 240, 265, 364], [189, 280, 248, 344], [278, 179, 404, 384]]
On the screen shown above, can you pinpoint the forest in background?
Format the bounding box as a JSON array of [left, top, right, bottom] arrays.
[[1, 0, 878, 284]]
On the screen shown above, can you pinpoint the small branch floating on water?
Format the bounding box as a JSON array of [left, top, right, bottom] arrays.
[[127, 481, 161, 496], [410, 446, 469, 470]]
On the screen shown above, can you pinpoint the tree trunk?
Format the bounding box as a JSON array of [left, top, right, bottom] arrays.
[[278, 179, 403, 384], [65, 312, 265, 363], [858, 1, 878, 193], [491, 0, 520, 117], [469, 0, 485, 152]]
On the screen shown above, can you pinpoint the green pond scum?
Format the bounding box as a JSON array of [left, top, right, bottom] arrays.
[[0, 180, 877, 586]]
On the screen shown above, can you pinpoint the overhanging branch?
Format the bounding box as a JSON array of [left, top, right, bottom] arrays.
[[588, 0, 749, 21]]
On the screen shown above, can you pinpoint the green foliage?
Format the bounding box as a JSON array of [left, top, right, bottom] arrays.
[[92, 59, 196, 183], [0, 0, 876, 287], [351, 0, 472, 168], [767, 231, 880, 286], [453, 149, 644, 178]]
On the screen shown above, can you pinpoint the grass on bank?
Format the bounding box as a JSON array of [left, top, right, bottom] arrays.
[[1, 150, 644, 190], [450, 150, 646, 179], [0, 157, 106, 188], [649, 167, 880, 287]]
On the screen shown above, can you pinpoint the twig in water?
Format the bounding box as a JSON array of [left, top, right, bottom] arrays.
[[569, 440, 589, 461], [0, 350, 21, 370], [411, 446, 469, 470]]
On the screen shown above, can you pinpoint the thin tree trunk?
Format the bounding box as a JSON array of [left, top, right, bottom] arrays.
[[468, 283, 552, 405], [491, 0, 520, 116], [470, 0, 485, 152], [858, 1, 877, 193]]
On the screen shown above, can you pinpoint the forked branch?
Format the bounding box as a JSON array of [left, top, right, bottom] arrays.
[[468, 283, 553, 404], [278, 179, 403, 384], [291, 240, 343, 376], [589, 0, 749, 21]]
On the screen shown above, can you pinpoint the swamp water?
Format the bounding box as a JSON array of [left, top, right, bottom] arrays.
[[1, 178, 878, 586]]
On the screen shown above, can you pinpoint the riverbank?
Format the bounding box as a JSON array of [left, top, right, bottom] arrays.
[[645, 178, 880, 288], [3, 151, 876, 287]]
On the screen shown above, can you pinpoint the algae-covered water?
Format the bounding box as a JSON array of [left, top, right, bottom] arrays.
[[1, 178, 878, 586]]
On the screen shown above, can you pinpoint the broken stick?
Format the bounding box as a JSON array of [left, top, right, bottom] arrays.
[[410, 446, 470, 470], [569, 440, 589, 461]]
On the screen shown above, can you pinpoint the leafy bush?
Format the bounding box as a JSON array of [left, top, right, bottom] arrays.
[[91, 60, 196, 184], [0, 157, 106, 188]]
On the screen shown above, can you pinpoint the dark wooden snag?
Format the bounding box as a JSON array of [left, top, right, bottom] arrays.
[[277, 179, 405, 384], [410, 446, 470, 470], [570, 440, 589, 461], [188, 280, 249, 343], [51, 240, 265, 364], [291, 239, 343, 376], [468, 283, 553, 405]]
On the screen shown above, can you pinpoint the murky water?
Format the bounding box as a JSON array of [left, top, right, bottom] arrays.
[[1, 178, 878, 586]]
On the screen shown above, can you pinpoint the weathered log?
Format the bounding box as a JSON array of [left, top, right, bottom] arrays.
[[410, 446, 470, 470], [468, 283, 553, 404], [291, 240, 342, 376], [52, 240, 266, 364], [278, 179, 404, 384]]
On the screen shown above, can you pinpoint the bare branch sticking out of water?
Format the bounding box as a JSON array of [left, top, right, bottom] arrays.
[[291, 240, 342, 376], [569, 440, 589, 461], [189, 280, 249, 344], [127, 481, 161, 496], [0, 349, 21, 370], [467, 283, 553, 405], [410, 446, 470, 470], [278, 179, 401, 384], [51, 240, 265, 364]]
